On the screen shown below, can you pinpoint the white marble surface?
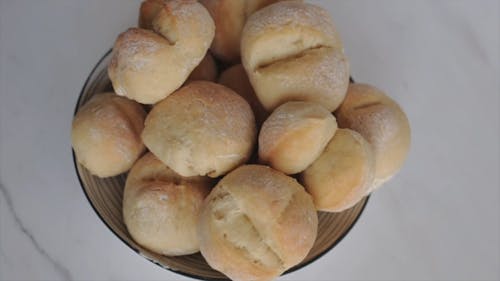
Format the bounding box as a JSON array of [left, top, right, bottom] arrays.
[[0, 0, 498, 280]]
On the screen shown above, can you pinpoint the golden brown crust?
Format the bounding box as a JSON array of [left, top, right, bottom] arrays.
[[335, 84, 411, 191], [142, 81, 256, 178], [198, 165, 317, 281], [123, 153, 213, 256], [252, 47, 349, 111], [108, 28, 181, 104], [152, 0, 215, 57], [301, 129, 375, 212], [241, 1, 349, 111], [71, 93, 146, 177], [259, 101, 337, 174], [218, 64, 268, 127]]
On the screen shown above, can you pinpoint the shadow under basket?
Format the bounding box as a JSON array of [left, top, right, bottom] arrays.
[[73, 49, 370, 280]]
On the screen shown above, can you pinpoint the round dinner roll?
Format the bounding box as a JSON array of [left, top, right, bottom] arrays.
[[301, 129, 375, 212], [198, 165, 317, 281], [186, 52, 218, 82], [241, 1, 350, 111], [142, 81, 256, 178], [71, 93, 146, 178], [218, 64, 268, 127], [138, 0, 164, 30], [335, 83, 411, 191], [259, 101, 337, 174], [109, 0, 215, 104], [123, 153, 212, 256], [199, 0, 289, 63]]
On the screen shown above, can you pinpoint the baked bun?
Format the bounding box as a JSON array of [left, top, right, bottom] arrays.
[[109, 0, 215, 104], [138, 0, 164, 30], [199, 0, 287, 63], [259, 101, 337, 174], [123, 153, 212, 256], [186, 52, 218, 82], [218, 64, 268, 127], [301, 129, 374, 212], [152, 0, 214, 59], [241, 1, 349, 111], [198, 165, 317, 281], [335, 83, 411, 191], [142, 81, 256, 178], [71, 93, 146, 177]]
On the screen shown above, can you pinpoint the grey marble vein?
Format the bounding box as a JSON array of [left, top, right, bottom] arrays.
[[0, 181, 73, 281]]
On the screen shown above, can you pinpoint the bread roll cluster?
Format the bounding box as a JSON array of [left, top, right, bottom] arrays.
[[72, 1, 411, 280]]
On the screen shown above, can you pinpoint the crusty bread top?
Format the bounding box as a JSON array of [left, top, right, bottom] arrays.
[[250, 47, 349, 111], [301, 128, 374, 212], [242, 1, 342, 71], [123, 152, 212, 256], [109, 28, 169, 74], [109, 1, 215, 104], [71, 93, 146, 177], [108, 28, 182, 104], [258, 101, 337, 174], [142, 81, 256, 178], [198, 165, 317, 281], [152, 0, 215, 59]]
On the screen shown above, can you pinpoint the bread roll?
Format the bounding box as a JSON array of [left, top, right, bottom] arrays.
[[138, 0, 164, 30], [199, 0, 288, 63], [241, 1, 350, 111], [198, 165, 317, 281], [259, 101, 337, 174], [109, 1, 215, 104], [301, 129, 374, 212], [186, 52, 218, 82], [218, 64, 268, 126], [71, 93, 146, 177], [123, 153, 212, 256], [152, 0, 214, 59], [335, 83, 411, 191], [142, 81, 256, 178]]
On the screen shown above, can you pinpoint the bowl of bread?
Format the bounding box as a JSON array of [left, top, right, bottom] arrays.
[[72, 1, 411, 280]]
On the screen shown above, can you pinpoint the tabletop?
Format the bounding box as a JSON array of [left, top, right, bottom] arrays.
[[0, 0, 498, 280]]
